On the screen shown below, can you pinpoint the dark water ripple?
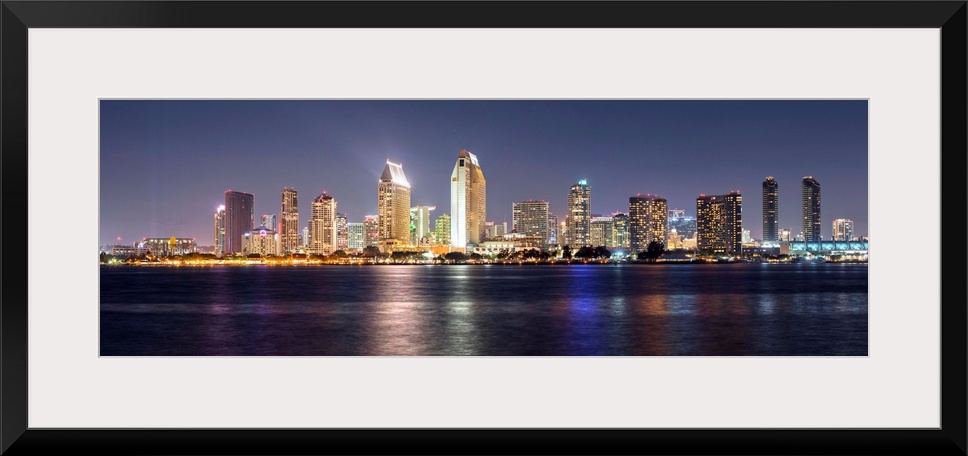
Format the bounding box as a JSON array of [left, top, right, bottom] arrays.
[[100, 263, 868, 356]]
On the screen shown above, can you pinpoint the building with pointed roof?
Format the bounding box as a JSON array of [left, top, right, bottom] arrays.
[[378, 161, 412, 246], [450, 149, 486, 247]]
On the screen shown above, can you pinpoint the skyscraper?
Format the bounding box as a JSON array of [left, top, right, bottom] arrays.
[[611, 212, 630, 249], [336, 212, 348, 251], [512, 200, 550, 247], [565, 180, 591, 247], [224, 190, 254, 255], [547, 213, 559, 246], [832, 218, 854, 241], [450, 149, 487, 247], [433, 213, 451, 245], [590, 216, 614, 248], [310, 192, 337, 255], [213, 205, 226, 257], [629, 195, 668, 253], [378, 161, 412, 245], [802, 176, 821, 242], [762, 176, 779, 242], [696, 192, 743, 254], [363, 215, 379, 247], [261, 214, 277, 232], [410, 206, 436, 245], [280, 187, 299, 254]]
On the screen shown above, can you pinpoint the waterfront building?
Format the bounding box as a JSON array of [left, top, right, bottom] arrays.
[[512, 200, 550, 246], [363, 215, 379, 247], [280, 187, 299, 254], [629, 194, 668, 253], [450, 149, 487, 247], [668, 229, 682, 250], [336, 212, 348, 251], [696, 191, 743, 254], [310, 192, 337, 255], [832, 218, 854, 241], [548, 213, 559, 246], [433, 213, 451, 245], [802, 176, 822, 243], [410, 206, 436, 245], [224, 190, 254, 255], [140, 237, 197, 256], [762, 176, 779, 242], [611, 212, 630, 249], [379, 160, 412, 245], [348, 222, 365, 251], [213, 205, 226, 257], [589, 216, 614, 248], [242, 226, 277, 256], [111, 245, 150, 259], [565, 180, 591, 247], [302, 226, 309, 248]]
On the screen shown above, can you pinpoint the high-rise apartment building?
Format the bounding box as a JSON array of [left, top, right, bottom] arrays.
[[779, 227, 793, 242], [832, 218, 854, 241], [336, 212, 348, 251], [802, 176, 821, 243], [433, 213, 451, 246], [280, 187, 299, 254], [302, 226, 309, 248], [310, 192, 337, 255], [410, 206, 436, 245], [589, 216, 614, 248], [512, 200, 550, 247], [762, 176, 779, 242], [547, 213, 559, 246], [224, 190, 254, 255], [565, 180, 591, 247], [213, 205, 226, 257], [261, 214, 277, 232], [378, 161, 412, 245], [450, 149, 487, 247], [348, 222, 365, 251], [696, 192, 743, 254], [611, 212, 630, 249], [363, 215, 379, 247], [629, 195, 668, 253]]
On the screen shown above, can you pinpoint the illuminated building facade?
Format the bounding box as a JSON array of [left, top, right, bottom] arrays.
[[280, 187, 299, 254], [378, 161, 412, 245], [310, 192, 337, 255], [450, 149, 487, 247], [629, 195, 668, 253], [762, 176, 779, 242], [336, 213, 348, 251], [433, 213, 451, 245], [565, 180, 591, 247], [696, 192, 743, 254], [348, 222, 365, 251], [512, 200, 550, 246], [832, 218, 854, 241], [611, 212, 630, 249], [410, 206, 436, 245], [242, 226, 277, 256], [261, 214, 277, 232], [486, 222, 507, 239], [802, 176, 821, 243], [140, 237, 197, 257], [589, 216, 613, 248], [213, 205, 226, 257], [547, 213, 559, 246], [363, 215, 379, 247], [668, 209, 697, 240], [224, 190, 254, 255], [779, 227, 793, 242]]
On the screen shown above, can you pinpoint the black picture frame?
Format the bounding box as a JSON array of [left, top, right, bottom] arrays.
[[2, 1, 965, 455]]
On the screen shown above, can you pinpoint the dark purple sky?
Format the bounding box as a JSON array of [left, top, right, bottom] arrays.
[[99, 100, 868, 246]]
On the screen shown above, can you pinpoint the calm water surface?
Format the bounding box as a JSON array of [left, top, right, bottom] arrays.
[[100, 263, 867, 356]]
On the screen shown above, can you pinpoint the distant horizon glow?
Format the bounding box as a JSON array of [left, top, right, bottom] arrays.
[[99, 100, 868, 246]]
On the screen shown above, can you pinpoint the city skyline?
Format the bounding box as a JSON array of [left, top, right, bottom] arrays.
[[99, 100, 868, 246]]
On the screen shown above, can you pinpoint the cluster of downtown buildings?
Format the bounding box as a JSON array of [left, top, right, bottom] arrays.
[[105, 150, 867, 260]]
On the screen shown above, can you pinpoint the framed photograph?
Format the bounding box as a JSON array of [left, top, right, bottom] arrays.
[[2, 1, 964, 454]]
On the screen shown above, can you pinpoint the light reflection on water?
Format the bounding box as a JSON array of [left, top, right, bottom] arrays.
[[100, 264, 868, 356]]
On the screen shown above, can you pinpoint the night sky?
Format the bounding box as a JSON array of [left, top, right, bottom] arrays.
[[99, 100, 868, 246]]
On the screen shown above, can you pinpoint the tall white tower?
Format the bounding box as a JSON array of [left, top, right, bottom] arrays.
[[450, 149, 486, 248]]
